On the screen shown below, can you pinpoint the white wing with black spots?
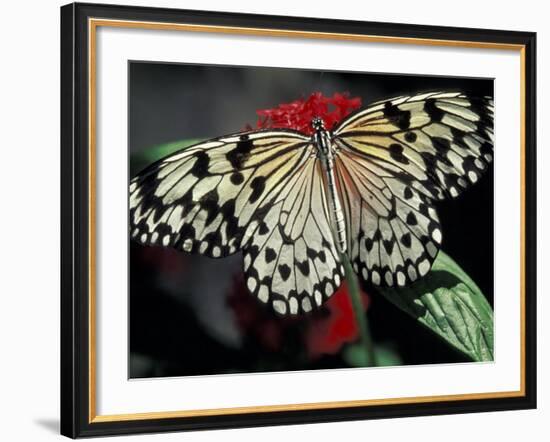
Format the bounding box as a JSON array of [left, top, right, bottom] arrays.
[[130, 130, 311, 258], [130, 130, 344, 314], [332, 91, 493, 287], [335, 148, 442, 287], [242, 158, 344, 314]]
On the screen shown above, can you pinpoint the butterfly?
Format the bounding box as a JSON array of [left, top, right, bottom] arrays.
[[129, 91, 493, 315]]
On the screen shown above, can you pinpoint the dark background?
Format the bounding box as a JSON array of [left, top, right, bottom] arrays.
[[129, 61, 493, 378]]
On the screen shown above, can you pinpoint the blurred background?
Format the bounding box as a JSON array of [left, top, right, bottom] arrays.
[[129, 61, 494, 378]]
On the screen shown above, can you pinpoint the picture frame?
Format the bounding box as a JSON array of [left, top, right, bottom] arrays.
[[60, 2, 537, 438]]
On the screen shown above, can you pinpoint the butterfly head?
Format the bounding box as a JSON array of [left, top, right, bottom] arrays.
[[311, 117, 326, 131], [311, 117, 333, 160]]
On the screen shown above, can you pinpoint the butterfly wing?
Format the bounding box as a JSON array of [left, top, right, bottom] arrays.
[[243, 156, 344, 314], [130, 130, 343, 314], [333, 91, 493, 286], [334, 148, 442, 287]]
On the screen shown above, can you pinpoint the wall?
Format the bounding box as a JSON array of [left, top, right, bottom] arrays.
[[0, 0, 546, 440]]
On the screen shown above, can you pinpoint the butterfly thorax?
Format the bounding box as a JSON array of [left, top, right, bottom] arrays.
[[311, 117, 347, 254], [312, 117, 333, 160]]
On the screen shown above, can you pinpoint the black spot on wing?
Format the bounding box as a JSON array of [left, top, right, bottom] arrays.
[[389, 143, 409, 165], [230, 172, 244, 185], [450, 127, 467, 148], [190, 151, 210, 178], [296, 260, 310, 276], [203, 230, 223, 251], [220, 199, 235, 218], [424, 98, 444, 122], [175, 224, 196, 247], [420, 151, 438, 172], [365, 237, 374, 252], [265, 247, 277, 263], [258, 223, 271, 237], [400, 233, 412, 248], [249, 176, 266, 203], [227, 138, 253, 169], [199, 189, 219, 226], [306, 248, 317, 260], [432, 137, 451, 155], [219, 199, 240, 239], [383, 101, 411, 130], [278, 264, 291, 281], [406, 212, 418, 226]]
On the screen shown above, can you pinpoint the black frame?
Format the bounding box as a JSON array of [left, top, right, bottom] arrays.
[[61, 2, 537, 438]]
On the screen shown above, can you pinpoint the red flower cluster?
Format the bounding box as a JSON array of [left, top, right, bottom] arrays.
[[305, 282, 370, 359], [256, 92, 362, 135]]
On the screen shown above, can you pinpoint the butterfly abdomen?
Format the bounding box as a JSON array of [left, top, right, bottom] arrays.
[[313, 122, 347, 254], [323, 159, 347, 254]]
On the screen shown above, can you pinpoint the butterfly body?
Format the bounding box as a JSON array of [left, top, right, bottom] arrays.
[[130, 91, 494, 315], [312, 116, 348, 254]]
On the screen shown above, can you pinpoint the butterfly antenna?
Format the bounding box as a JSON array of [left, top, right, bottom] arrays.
[[315, 71, 325, 93]]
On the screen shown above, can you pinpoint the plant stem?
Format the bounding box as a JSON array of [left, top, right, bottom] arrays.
[[341, 254, 377, 367]]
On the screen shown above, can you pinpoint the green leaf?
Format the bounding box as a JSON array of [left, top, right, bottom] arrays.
[[130, 138, 204, 175], [343, 342, 402, 367], [379, 251, 493, 362]]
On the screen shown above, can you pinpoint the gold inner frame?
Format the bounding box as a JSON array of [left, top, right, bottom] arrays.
[[87, 18, 527, 424]]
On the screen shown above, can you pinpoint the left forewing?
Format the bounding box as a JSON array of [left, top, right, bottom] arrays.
[[129, 131, 311, 258]]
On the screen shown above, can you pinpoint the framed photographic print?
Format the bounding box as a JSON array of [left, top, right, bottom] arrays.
[[60, 2, 537, 438]]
